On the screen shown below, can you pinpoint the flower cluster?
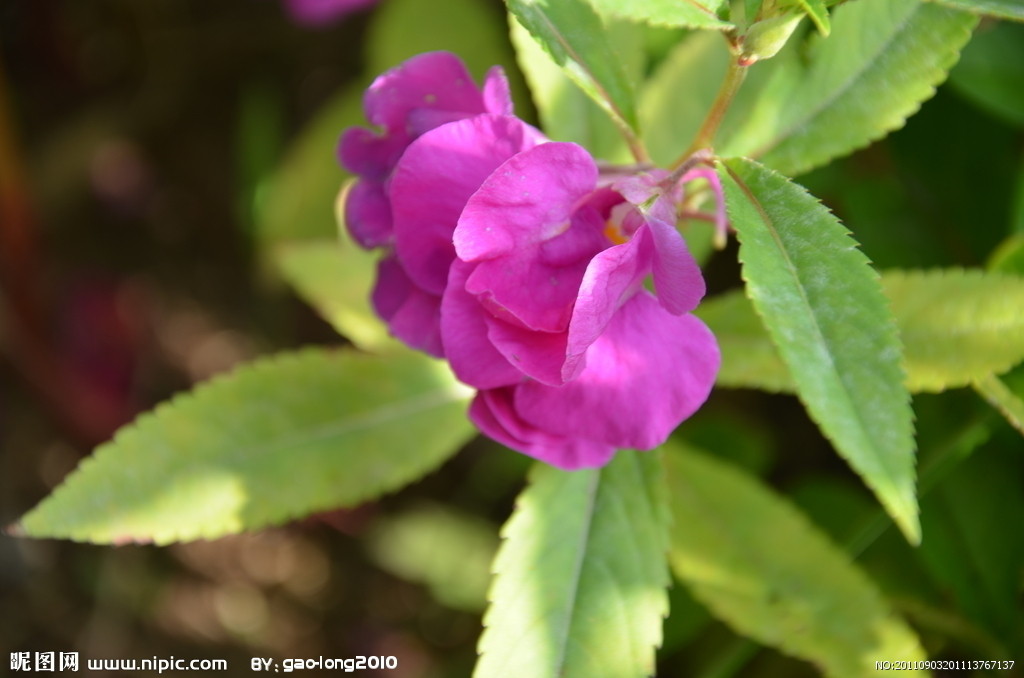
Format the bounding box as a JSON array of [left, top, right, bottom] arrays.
[[340, 52, 720, 469]]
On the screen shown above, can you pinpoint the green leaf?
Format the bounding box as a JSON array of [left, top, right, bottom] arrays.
[[918, 443, 1024, 645], [791, 0, 831, 34], [700, 269, 1024, 394], [368, 504, 499, 612], [949, 22, 1024, 126], [926, 0, 1024, 20], [973, 373, 1024, 436], [368, 0, 526, 99], [475, 452, 669, 678], [505, 0, 641, 142], [256, 85, 361, 244], [640, 31, 731, 167], [989, 234, 1024, 273], [692, 288, 793, 393], [509, 17, 632, 162], [272, 237, 396, 352], [718, 157, 919, 543], [16, 348, 474, 544], [886, 269, 1024, 392], [665, 443, 929, 676], [585, 0, 732, 30], [720, 0, 977, 176]]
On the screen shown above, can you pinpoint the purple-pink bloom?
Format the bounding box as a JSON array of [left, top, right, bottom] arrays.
[[282, 0, 378, 27], [442, 142, 719, 468], [340, 52, 720, 469], [340, 52, 512, 249], [339, 52, 533, 355]]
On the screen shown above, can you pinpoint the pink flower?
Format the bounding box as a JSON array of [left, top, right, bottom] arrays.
[[282, 0, 378, 27], [444, 142, 719, 468], [340, 52, 513, 249], [340, 53, 720, 468]]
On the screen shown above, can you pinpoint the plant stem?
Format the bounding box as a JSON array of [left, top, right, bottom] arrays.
[[676, 56, 748, 166]]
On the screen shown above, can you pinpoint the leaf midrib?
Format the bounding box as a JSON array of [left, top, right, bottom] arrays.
[[750, 0, 919, 159], [110, 382, 466, 474], [551, 469, 601, 676], [518, 4, 631, 129], [725, 163, 905, 490]]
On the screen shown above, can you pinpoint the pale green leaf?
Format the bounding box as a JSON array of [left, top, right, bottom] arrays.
[[720, 0, 977, 176], [369, 504, 499, 612], [792, 0, 831, 34], [256, 85, 361, 244], [16, 348, 474, 544], [272, 237, 396, 352], [640, 31, 731, 167], [692, 289, 793, 393], [949, 22, 1024, 126], [585, 0, 732, 30], [369, 0, 527, 101], [505, 0, 641, 138], [886, 269, 1024, 392], [665, 443, 929, 677], [474, 452, 669, 678], [989, 234, 1024, 274], [509, 17, 632, 162], [700, 269, 1024, 395], [973, 373, 1024, 436], [718, 157, 919, 543], [927, 0, 1024, 20]]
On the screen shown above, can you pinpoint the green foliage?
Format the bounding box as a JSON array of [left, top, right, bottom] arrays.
[[699, 268, 1024, 397], [474, 452, 669, 678], [790, 0, 831, 34], [721, 0, 977, 176], [585, 0, 732, 30], [504, 0, 641, 142], [272, 237, 396, 352], [974, 373, 1024, 435], [949, 21, 1024, 127], [368, 504, 499, 612], [16, 349, 474, 544], [256, 86, 360, 244], [886, 269, 1024, 392], [692, 289, 793, 393], [918, 441, 1024, 649], [640, 32, 730, 166], [718, 157, 919, 543], [509, 18, 632, 162], [368, 0, 524, 89], [926, 0, 1024, 20], [665, 443, 928, 677]]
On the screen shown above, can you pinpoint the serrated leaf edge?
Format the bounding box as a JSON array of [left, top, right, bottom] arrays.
[[19, 347, 473, 545]]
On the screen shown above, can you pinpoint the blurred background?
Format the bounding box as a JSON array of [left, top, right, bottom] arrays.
[[1, 0, 1022, 676]]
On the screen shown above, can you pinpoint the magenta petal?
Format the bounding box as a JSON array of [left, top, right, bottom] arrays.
[[485, 316, 569, 386], [390, 115, 545, 296], [363, 52, 492, 132], [516, 292, 719, 450], [338, 127, 406, 180], [482, 66, 513, 117], [645, 218, 706, 314], [454, 142, 598, 261], [470, 388, 617, 469], [344, 180, 393, 248], [283, 0, 377, 27], [564, 230, 653, 378], [372, 257, 443, 357], [441, 261, 522, 389]]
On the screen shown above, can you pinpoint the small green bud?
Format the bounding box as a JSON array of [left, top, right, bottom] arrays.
[[739, 13, 804, 65]]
